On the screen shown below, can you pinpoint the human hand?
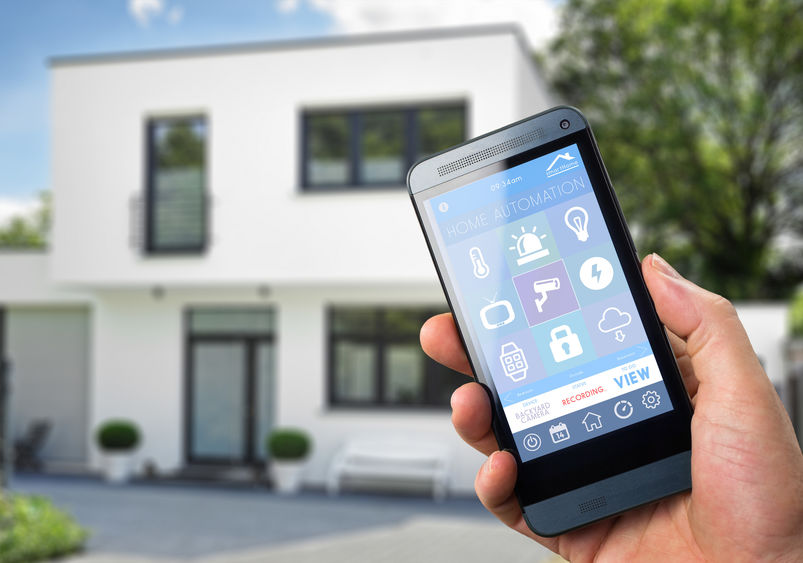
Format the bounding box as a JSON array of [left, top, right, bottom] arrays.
[[420, 253, 803, 562]]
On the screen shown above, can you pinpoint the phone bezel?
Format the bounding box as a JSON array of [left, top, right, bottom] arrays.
[[408, 106, 692, 506]]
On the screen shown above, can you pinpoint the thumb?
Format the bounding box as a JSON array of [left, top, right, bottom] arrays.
[[641, 253, 771, 399]]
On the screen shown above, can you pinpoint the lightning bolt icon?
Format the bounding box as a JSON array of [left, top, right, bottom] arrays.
[[591, 263, 602, 283]]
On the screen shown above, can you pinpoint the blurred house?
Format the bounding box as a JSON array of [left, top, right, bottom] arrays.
[[0, 25, 553, 492], [2, 25, 794, 492]]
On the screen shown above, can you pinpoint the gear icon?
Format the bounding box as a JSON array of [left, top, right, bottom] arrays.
[[642, 390, 661, 409]]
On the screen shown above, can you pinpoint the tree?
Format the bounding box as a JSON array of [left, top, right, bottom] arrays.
[[0, 192, 51, 249], [542, 0, 803, 299]]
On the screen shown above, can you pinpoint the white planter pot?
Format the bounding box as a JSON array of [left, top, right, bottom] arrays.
[[270, 460, 305, 494], [103, 452, 133, 484]]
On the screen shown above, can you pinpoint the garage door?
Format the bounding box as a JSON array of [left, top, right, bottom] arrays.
[[7, 307, 90, 469]]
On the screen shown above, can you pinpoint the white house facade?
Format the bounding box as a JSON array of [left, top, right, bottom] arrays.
[[1, 25, 793, 493], [0, 26, 553, 493]]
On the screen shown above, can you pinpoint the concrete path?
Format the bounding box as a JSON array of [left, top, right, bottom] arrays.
[[66, 518, 561, 563], [12, 476, 559, 562]]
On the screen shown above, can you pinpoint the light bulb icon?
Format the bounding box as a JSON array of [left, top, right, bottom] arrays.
[[564, 206, 590, 242], [469, 246, 490, 279]]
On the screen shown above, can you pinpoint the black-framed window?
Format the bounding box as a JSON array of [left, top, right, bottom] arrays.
[[328, 307, 465, 408], [302, 103, 466, 190], [146, 116, 207, 254]]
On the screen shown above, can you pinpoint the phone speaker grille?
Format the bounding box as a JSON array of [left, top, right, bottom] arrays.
[[578, 496, 607, 514], [437, 128, 545, 177]]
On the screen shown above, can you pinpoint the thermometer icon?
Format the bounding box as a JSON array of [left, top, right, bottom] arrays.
[[469, 247, 490, 279]]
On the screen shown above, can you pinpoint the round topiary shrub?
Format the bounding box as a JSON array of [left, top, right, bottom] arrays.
[[96, 420, 140, 452], [266, 428, 311, 461]]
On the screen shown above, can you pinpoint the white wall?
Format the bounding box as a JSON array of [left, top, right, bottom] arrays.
[[89, 287, 282, 472], [51, 30, 549, 287], [0, 253, 88, 305], [734, 303, 789, 387], [515, 36, 556, 117], [276, 285, 484, 494], [88, 283, 484, 492]]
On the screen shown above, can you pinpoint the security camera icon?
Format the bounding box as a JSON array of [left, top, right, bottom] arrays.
[[597, 307, 632, 342]]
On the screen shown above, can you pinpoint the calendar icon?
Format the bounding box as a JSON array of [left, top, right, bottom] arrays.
[[549, 422, 570, 443], [499, 342, 528, 382]]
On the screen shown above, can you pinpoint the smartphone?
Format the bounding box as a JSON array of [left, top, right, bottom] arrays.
[[408, 106, 693, 536]]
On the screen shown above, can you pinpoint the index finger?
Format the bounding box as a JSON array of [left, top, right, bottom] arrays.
[[420, 313, 473, 377]]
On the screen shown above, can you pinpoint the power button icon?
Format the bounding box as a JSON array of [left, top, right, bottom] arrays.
[[522, 433, 542, 452]]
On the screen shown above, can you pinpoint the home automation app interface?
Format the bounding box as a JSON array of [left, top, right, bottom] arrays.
[[424, 145, 673, 461]]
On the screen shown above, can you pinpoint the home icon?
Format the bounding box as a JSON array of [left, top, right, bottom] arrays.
[[582, 412, 603, 432]]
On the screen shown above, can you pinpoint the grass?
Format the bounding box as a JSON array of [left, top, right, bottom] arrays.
[[0, 493, 87, 563]]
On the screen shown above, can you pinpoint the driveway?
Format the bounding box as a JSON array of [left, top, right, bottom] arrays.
[[11, 475, 558, 562]]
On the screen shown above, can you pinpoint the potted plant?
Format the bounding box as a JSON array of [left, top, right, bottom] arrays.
[[96, 420, 140, 484], [267, 428, 311, 494]]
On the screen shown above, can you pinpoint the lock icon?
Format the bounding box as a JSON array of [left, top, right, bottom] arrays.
[[549, 325, 583, 363]]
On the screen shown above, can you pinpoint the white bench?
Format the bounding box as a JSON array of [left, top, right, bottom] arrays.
[[326, 438, 451, 501]]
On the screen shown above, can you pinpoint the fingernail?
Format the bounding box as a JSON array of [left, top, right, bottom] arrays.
[[650, 253, 681, 279], [482, 452, 495, 475], [486, 451, 504, 474]]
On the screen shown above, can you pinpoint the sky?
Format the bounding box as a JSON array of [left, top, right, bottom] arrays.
[[0, 0, 559, 224]]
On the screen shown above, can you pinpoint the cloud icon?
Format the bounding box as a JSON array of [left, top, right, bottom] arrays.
[[598, 307, 632, 333]]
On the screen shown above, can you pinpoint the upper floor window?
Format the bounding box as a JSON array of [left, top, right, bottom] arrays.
[[146, 116, 207, 254], [302, 104, 466, 191], [328, 307, 465, 408]]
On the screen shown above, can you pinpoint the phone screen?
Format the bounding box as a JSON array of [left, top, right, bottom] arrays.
[[421, 143, 674, 462]]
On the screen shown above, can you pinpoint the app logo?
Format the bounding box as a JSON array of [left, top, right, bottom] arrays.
[[597, 307, 633, 342], [522, 433, 542, 452], [581, 412, 603, 432], [614, 400, 634, 419], [549, 325, 583, 362], [579, 256, 614, 290], [532, 277, 560, 313], [642, 390, 661, 409], [564, 206, 590, 242], [509, 226, 549, 266], [469, 246, 490, 279], [545, 152, 579, 178], [479, 299, 515, 330], [549, 422, 570, 443], [499, 342, 528, 382]]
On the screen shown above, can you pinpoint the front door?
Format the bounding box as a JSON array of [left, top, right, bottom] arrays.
[[185, 309, 275, 465]]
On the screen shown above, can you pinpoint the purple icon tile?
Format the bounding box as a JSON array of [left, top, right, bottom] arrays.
[[512, 260, 579, 326]]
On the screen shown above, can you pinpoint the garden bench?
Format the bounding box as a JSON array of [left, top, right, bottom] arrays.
[[326, 438, 450, 501]]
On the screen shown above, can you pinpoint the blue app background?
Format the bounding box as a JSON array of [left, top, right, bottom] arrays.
[[424, 144, 672, 460]]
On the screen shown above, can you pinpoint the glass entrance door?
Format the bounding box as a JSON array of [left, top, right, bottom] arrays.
[[190, 341, 247, 462], [186, 309, 275, 465]]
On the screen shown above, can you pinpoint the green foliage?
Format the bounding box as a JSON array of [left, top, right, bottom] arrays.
[[96, 420, 140, 451], [543, 0, 803, 299], [156, 120, 205, 168], [308, 114, 349, 159], [266, 428, 311, 461], [0, 192, 51, 249], [418, 107, 465, 157], [790, 288, 803, 337], [362, 112, 404, 158], [0, 494, 87, 563]]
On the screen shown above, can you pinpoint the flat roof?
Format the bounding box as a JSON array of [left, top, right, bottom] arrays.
[[50, 24, 530, 67]]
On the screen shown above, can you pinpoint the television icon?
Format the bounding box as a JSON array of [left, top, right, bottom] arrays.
[[480, 300, 515, 330]]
